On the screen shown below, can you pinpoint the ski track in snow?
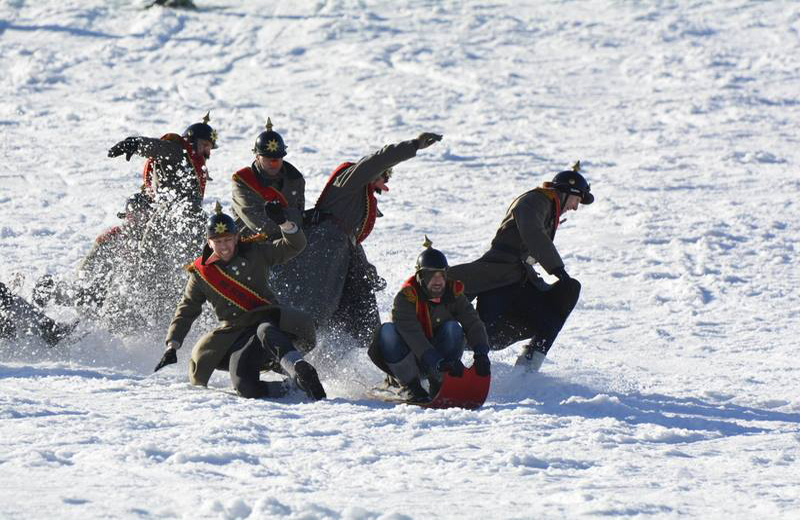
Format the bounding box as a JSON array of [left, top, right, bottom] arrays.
[[1, 1, 799, 518]]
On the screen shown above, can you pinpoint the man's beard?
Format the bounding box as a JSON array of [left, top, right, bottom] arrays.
[[428, 286, 445, 298]]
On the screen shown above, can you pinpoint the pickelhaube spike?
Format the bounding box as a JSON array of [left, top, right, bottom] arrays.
[[422, 235, 433, 248], [214, 201, 223, 215], [202, 111, 211, 124], [265, 117, 273, 131], [571, 160, 581, 172]]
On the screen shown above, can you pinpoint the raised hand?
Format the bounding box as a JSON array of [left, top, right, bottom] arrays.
[[264, 200, 287, 225], [108, 137, 142, 161], [415, 132, 443, 150]]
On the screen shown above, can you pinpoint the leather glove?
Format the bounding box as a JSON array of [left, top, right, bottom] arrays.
[[108, 137, 142, 161], [415, 132, 443, 150], [154, 346, 177, 373], [552, 266, 570, 282], [438, 358, 465, 378], [473, 353, 491, 377], [264, 201, 287, 225]]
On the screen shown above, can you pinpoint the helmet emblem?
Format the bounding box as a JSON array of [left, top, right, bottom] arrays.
[[267, 139, 279, 152], [214, 222, 228, 234]]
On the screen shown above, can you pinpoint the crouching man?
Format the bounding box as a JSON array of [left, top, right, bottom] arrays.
[[368, 239, 490, 404], [154, 202, 325, 400], [449, 162, 593, 372]]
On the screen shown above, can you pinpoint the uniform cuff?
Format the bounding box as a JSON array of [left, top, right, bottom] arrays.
[[279, 221, 299, 234]]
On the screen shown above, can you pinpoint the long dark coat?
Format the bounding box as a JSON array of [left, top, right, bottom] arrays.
[[271, 140, 419, 340]]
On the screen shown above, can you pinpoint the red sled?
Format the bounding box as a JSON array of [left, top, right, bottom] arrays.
[[425, 365, 490, 409]]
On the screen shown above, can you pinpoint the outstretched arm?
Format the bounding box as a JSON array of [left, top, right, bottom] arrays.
[[334, 133, 442, 191], [256, 202, 307, 265], [108, 136, 184, 163]]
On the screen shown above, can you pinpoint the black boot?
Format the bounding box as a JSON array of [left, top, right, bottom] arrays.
[[293, 360, 327, 401], [399, 378, 431, 404], [515, 336, 550, 372], [41, 320, 79, 347]]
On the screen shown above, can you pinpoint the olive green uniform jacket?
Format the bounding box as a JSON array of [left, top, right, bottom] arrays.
[[449, 188, 565, 295], [389, 280, 489, 360], [165, 227, 314, 386], [232, 160, 305, 239]]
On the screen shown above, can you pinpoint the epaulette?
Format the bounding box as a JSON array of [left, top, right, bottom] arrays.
[[232, 167, 251, 181], [161, 133, 183, 142], [241, 233, 267, 244], [95, 226, 122, 244], [183, 262, 196, 273], [402, 286, 418, 303]]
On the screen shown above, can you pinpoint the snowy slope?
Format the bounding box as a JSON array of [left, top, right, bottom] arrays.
[[1, 1, 799, 518]]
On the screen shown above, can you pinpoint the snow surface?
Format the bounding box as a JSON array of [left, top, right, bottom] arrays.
[[1, 0, 799, 518]]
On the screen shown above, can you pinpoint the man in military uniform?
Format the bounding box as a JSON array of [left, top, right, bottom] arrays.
[[107, 113, 220, 323], [154, 202, 325, 401], [0, 281, 75, 347], [449, 163, 593, 372], [107, 112, 217, 207], [368, 239, 491, 403], [273, 132, 443, 349], [33, 114, 219, 329], [232, 118, 305, 239]]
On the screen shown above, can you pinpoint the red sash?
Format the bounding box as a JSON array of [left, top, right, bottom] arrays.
[[400, 277, 465, 340], [143, 133, 209, 199], [232, 167, 289, 207], [401, 276, 433, 339], [192, 257, 270, 311], [95, 226, 122, 244], [356, 185, 378, 244], [535, 187, 562, 237], [314, 162, 377, 243]]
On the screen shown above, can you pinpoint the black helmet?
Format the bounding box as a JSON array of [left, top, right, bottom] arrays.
[[207, 202, 238, 238], [183, 111, 218, 149], [253, 117, 287, 158], [415, 236, 448, 272], [551, 161, 593, 205]]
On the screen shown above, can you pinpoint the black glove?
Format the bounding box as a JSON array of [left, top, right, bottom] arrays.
[[108, 137, 142, 161], [264, 201, 287, 225], [552, 267, 571, 282], [415, 132, 443, 150], [154, 347, 177, 373], [438, 358, 465, 378], [473, 353, 491, 377]]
